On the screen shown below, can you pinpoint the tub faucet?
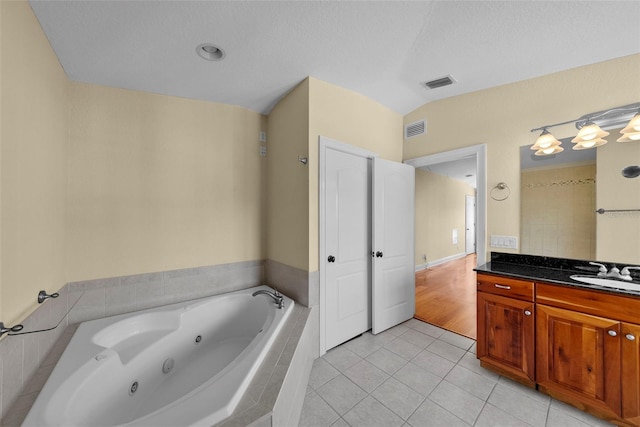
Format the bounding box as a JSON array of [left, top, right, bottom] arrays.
[[252, 289, 285, 309]]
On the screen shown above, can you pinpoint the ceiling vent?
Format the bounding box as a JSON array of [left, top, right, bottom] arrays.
[[422, 75, 456, 90], [405, 119, 426, 139]]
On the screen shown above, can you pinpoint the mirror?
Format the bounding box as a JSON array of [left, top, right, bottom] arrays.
[[520, 130, 640, 264]]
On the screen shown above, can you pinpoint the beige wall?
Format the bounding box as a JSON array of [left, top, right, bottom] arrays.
[[266, 77, 403, 273], [67, 83, 267, 281], [308, 78, 403, 271], [521, 163, 596, 260], [266, 79, 310, 271], [1, 1, 69, 324], [596, 133, 640, 264], [415, 169, 475, 265], [404, 54, 640, 262], [1, 1, 267, 324]]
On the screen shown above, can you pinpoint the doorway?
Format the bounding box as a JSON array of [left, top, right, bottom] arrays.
[[405, 144, 486, 338], [319, 136, 416, 355], [465, 194, 476, 254]]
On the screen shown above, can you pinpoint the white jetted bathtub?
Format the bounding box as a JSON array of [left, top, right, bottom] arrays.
[[23, 286, 293, 426]]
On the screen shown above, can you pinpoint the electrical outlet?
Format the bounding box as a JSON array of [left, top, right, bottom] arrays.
[[259, 146, 267, 157]]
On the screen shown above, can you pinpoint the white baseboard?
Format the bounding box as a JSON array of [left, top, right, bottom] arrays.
[[415, 252, 468, 271]]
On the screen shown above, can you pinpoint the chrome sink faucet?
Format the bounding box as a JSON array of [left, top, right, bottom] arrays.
[[590, 262, 608, 276], [621, 266, 640, 281], [590, 262, 638, 281], [252, 288, 285, 309]]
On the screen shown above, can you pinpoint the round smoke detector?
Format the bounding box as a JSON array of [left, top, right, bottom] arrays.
[[196, 44, 225, 61]]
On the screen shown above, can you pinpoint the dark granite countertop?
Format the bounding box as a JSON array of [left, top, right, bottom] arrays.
[[475, 252, 640, 297]]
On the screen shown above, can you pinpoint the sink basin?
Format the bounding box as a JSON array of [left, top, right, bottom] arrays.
[[570, 275, 640, 291]]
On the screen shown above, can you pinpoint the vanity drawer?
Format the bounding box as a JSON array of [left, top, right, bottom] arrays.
[[536, 282, 640, 323], [477, 274, 534, 302]]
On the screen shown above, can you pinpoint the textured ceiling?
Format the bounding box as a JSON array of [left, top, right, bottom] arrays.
[[29, 1, 640, 115]]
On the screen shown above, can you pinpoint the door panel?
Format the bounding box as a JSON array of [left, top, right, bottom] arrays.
[[537, 304, 621, 416], [372, 158, 415, 334], [476, 291, 535, 382], [324, 148, 371, 350], [465, 195, 476, 254]]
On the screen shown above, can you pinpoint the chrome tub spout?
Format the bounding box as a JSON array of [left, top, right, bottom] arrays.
[[252, 289, 285, 309]]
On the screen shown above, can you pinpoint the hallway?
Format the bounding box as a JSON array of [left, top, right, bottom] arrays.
[[414, 254, 477, 339]]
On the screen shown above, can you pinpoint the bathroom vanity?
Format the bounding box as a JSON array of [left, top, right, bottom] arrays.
[[476, 253, 640, 426]]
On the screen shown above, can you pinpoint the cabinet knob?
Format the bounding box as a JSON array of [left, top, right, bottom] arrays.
[[494, 284, 511, 290], [626, 334, 636, 341], [608, 330, 618, 337], [524, 310, 532, 316]]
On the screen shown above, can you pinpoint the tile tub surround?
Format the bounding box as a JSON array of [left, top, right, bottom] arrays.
[[1, 259, 274, 425], [265, 259, 319, 308], [2, 305, 317, 427], [300, 319, 614, 427]]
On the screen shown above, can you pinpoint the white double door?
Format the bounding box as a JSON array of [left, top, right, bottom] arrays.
[[321, 137, 415, 353]]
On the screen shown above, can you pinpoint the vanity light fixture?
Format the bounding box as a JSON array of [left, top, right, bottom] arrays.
[[571, 121, 609, 149], [530, 102, 640, 155], [531, 129, 563, 156], [618, 110, 640, 142]]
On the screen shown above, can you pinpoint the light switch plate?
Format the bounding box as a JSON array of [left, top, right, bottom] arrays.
[[490, 235, 518, 249]]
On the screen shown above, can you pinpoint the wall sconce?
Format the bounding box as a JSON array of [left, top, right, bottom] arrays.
[[530, 102, 640, 156]]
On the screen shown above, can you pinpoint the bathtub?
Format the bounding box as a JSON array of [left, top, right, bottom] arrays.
[[23, 286, 294, 427]]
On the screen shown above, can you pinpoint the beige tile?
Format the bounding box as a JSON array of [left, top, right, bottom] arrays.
[[323, 346, 362, 373], [366, 347, 407, 375], [344, 360, 389, 393], [475, 403, 531, 427], [425, 339, 466, 363], [411, 348, 455, 378], [407, 399, 470, 427], [487, 382, 549, 427], [343, 396, 404, 427], [428, 380, 485, 425], [299, 390, 340, 427], [384, 336, 422, 360], [371, 377, 425, 420], [392, 362, 442, 397], [444, 365, 497, 401], [316, 375, 367, 416], [308, 358, 339, 390]]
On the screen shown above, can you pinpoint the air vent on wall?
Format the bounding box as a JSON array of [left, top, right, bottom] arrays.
[[405, 119, 426, 139], [422, 75, 456, 90]]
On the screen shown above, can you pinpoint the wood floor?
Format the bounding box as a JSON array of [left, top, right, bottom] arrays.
[[414, 254, 477, 339]]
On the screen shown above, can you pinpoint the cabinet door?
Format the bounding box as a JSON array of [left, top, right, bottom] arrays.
[[477, 291, 535, 384], [622, 322, 640, 423], [537, 304, 621, 417]]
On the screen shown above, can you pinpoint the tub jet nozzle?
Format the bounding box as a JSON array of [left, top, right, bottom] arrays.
[[162, 358, 175, 374]]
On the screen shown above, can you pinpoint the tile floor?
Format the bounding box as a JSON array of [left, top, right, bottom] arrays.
[[300, 319, 614, 427]]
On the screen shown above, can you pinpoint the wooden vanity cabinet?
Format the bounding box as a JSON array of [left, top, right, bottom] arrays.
[[622, 322, 640, 425], [536, 283, 640, 425], [536, 303, 622, 421], [476, 274, 535, 386]]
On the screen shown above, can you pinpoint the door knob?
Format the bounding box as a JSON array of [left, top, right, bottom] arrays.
[[626, 334, 636, 341], [524, 310, 532, 316], [376, 251, 383, 258], [327, 255, 336, 263], [608, 330, 618, 337]]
